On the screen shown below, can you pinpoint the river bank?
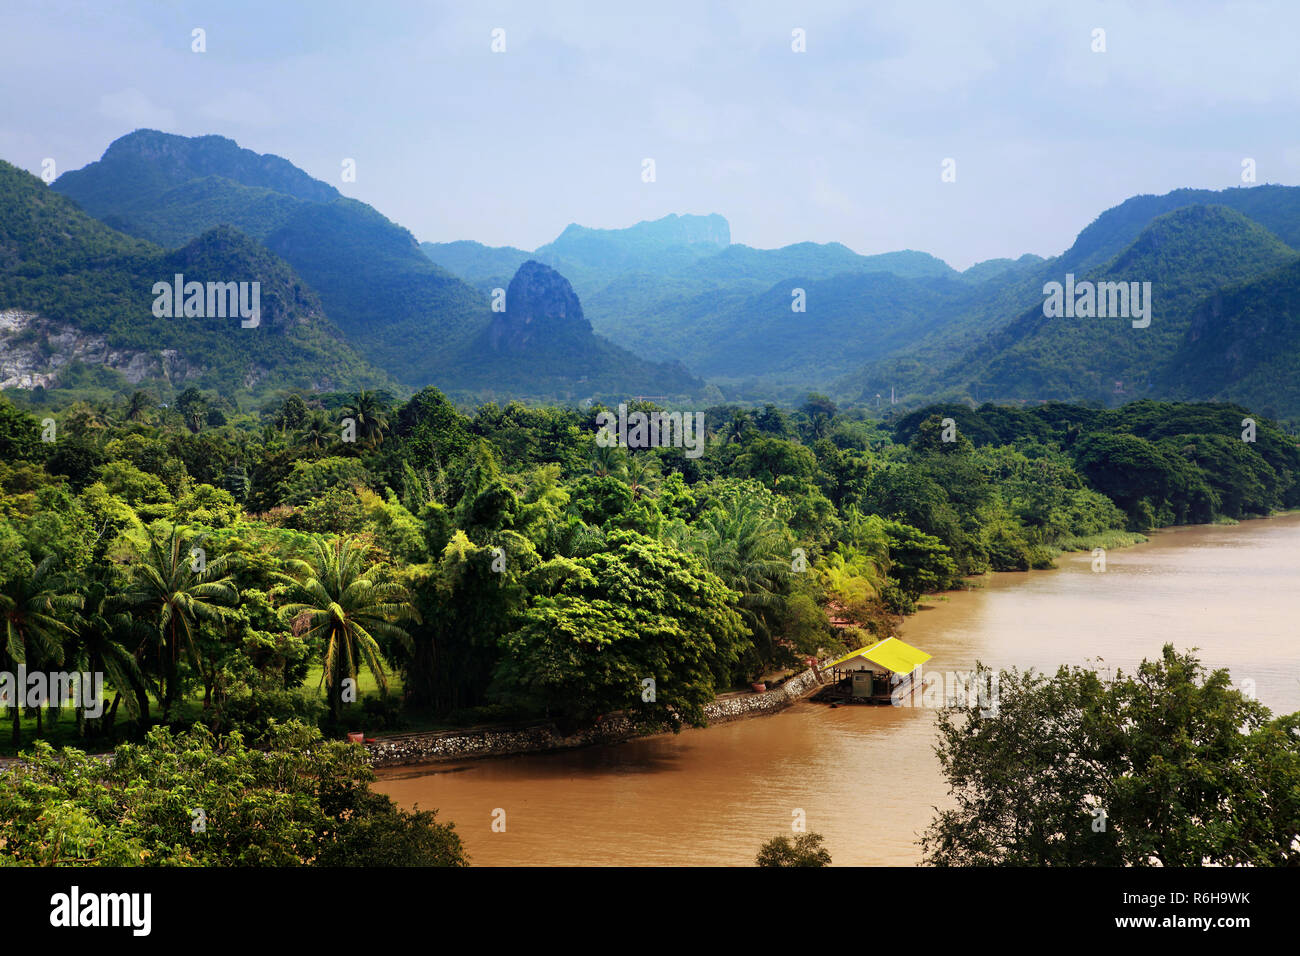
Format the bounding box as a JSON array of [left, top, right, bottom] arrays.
[[373, 513, 1300, 866], [366, 665, 826, 767], [363, 527, 1155, 767]]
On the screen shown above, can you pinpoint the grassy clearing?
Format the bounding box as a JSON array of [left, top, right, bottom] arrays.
[[1053, 530, 1149, 552]]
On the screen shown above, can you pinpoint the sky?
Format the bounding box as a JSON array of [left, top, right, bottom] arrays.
[[2, 0, 1298, 270]]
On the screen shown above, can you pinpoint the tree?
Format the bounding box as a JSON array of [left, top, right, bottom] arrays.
[[124, 390, 153, 424], [68, 581, 148, 736], [296, 409, 334, 452], [922, 647, 1300, 866], [273, 393, 309, 432], [733, 436, 817, 490], [756, 831, 831, 867], [668, 490, 793, 673], [589, 442, 627, 479], [721, 410, 752, 445], [395, 386, 473, 469], [0, 398, 40, 461], [496, 531, 748, 728], [342, 390, 390, 448], [122, 528, 239, 717], [0, 721, 467, 866], [801, 393, 838, 441], [279, 538, 417, 722], [624, 454, 661, 500], [0, 555, 82, 746], [175, 388, 209, 434]]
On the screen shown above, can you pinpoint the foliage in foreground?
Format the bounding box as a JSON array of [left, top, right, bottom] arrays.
[[923, 646, 1300, 866], [0, 720, 467, 866], [756, 831, 832, 867]]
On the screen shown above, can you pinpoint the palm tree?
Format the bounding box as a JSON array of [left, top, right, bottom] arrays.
[[124, 390, 153, 423], [121, 528, 239, 717], [68, 581, 149, 737], [0, 556, 82, 746], [670, 496, 792, 668], [722, 411, 752, 445], [297, 409, 334, 452], [342, 390, 390, 447], [590, 443, 627, 479], [625, 454, 661, 500], [279, 537, 417, 721]]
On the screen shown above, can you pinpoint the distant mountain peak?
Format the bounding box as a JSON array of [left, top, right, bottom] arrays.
[[490, 260, 590, 351], [548, 213, 731, 250], [63, 128, 340, 207]]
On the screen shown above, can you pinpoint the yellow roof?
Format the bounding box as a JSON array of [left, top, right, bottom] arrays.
[[827, 637, 931, 674]]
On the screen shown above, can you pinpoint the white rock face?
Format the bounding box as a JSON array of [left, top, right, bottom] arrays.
[[0, 308, 192, 388]]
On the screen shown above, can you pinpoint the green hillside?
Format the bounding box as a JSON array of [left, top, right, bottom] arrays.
[[836, 189, 1300, 411], [52, 130, 491, 385], [1162, 258, 1300, 417], [0, 160, 385, 401], [964, 205, 1298, 403]]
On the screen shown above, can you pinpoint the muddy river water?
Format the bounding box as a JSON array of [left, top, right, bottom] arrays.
[[374, 515, 1300, 865]]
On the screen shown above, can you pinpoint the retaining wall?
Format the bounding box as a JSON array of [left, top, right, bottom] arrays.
[[367, 664, 825, 767]]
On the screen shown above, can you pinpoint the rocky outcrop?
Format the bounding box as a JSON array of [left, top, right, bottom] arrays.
[[0, 310, 170, 388], [487, 260, 591, 352]]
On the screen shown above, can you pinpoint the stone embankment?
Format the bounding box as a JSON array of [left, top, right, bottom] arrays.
[[367, 663, 825, 767]]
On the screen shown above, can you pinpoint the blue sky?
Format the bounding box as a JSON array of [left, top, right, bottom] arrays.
[[2, 0, 1297, 269]]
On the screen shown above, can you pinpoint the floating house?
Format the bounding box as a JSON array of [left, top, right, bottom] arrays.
[[819, 637, 932, 704]]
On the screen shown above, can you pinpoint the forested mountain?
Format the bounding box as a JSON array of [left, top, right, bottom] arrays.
[[46, 130, 697, 401], [9, 131, 1300, 415], [1054, 184, 1300, 276], [423, 214, 962, 369], [52, 130, 489, 386], [837, 187, 1300, 414], [952, 205, 1299, 403], [0, 160, 382, 398], [445, 260, 702, 400], [424, 185, 1300, 416], [1162, 257, 1300, 417]]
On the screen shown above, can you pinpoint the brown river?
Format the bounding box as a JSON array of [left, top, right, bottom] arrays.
[[373, 515, 1300, 866]]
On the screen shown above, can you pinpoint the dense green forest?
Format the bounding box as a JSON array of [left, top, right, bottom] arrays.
[[2, 386, 1290, 765]]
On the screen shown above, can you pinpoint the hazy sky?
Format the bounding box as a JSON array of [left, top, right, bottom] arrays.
[[3, 0, 1298, 269]]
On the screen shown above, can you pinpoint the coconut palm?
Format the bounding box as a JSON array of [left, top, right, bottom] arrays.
[[68, 581, 149, 736], [590, 443, 627, 479], [124, 390, 153, 423], [121, 528, 239, 717], [297, 409, 334, 452], [0, 555, 82, 746], [670, 495, 792, 665], [279, 537, 417, 721], [625, 454, 661, 500], [342, 390, 390, 447], [721, 411, 752, 445]]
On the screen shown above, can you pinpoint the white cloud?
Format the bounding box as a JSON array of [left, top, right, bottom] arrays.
[[98, 88, 175, 130], [199, 89, 276, 128]]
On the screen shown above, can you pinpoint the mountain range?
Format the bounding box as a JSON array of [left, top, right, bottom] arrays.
[[2, 128, 1300, 416], [42, 130, 694, 403]]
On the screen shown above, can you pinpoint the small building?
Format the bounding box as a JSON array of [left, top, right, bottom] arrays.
[[820, 637, 932, 704]]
